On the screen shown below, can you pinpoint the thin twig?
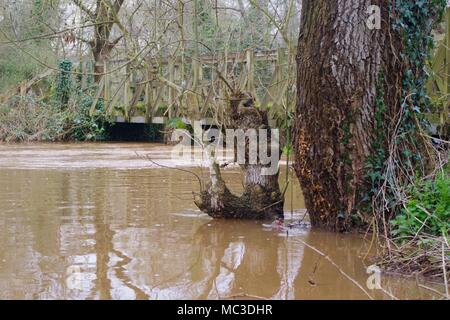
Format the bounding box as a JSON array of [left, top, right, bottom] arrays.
[[136, 152, 203, 191], [292, 238, 375, 300], [442, 238, 449, 299], [222, 293, 269, 300]]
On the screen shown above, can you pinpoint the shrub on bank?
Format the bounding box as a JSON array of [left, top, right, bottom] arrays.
[[0, 96, 67, 142], [0, 59, 112, 143], [377, 163, 449, 280], [0, 94, 111, 143], [391, 165, 450, 240]]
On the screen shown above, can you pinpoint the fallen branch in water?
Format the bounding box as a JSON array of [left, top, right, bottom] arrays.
[[136, 152, 204, 192], [221, 293, 269, 300], [293, 238, 402, 300], [442, 237, 449, 299], [291, 238, 376, 300]]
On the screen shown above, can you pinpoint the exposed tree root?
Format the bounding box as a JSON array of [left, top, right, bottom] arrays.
[[194, 162, 284, 220]]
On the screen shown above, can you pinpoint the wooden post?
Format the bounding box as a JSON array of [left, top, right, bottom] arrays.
[[144, 70, 151, 123], [432, 7, 450, 135], [89, 76, 105, 116], [104, 60, 110, 103], [199, 63, 203, 82], [246, 49, 258, 103], [174, 64, 180, 82], [192, 0, 200, 90], [107, 83, 123, 117], [261, 47, 291, 119], [168, 59, 175, 109], [123, 66, 131, 121], [81, 58, 87, 90], [443, 7, 450, 135]]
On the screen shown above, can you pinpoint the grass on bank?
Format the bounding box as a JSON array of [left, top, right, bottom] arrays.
[[378, 163, 449, 289]]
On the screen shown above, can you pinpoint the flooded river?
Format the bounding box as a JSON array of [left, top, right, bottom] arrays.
[[0, 143, 442, 299]]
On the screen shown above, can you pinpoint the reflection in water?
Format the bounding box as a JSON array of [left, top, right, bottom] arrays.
[[0, 143, 443, 299]]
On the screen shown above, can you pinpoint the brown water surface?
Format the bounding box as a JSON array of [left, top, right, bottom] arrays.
[[0, 143, 442, 299]]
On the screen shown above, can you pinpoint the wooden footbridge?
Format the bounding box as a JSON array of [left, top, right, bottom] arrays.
[[82, 47, 295, 127]]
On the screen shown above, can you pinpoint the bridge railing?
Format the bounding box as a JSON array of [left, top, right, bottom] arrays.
[[82, 47, 296, 125], [426, 6, 450, 135]]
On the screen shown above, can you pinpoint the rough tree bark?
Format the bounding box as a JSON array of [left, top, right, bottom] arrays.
[[194, 92, 284, 220], [293, 0, 404, 231]]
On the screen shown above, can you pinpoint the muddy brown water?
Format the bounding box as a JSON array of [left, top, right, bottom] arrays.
[[0, 143, 443, 299]]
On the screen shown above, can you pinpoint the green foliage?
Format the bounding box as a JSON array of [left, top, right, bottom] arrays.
[[245, 2, 271, 49], [391, 166, 450, 239], [393, 0, 447, 135], [386, 6, 448, 239], [0, 60, 112, 142], [390, 0, 448, 179], [196, 1, 219, 53], [0, 0, 58, 90], [113, 105, 126, 117], [56, 58, 111, 141], [65, 59, 111, 141], [167, 117, 188, 130], [0, 44, 51, 91], [69, 92, 110, 141], [0, 92, 111, 142], [135, 101, 147, 115], [359, 1, 447, 227], [55, 59, 73, 106], [282, 144, 292, 156], [155, 103, 169, 116], [0, 96, 69, 142], [31, 0, 47, 40]]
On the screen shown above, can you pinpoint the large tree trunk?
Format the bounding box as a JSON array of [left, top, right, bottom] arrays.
[[194, 92, 284, 220], [293, 0, 403, 231]]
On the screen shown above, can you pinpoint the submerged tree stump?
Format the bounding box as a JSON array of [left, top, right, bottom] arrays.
[[194, 92, 284, 220]]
